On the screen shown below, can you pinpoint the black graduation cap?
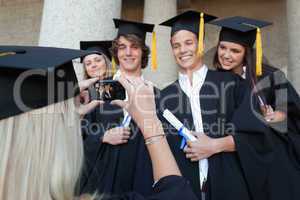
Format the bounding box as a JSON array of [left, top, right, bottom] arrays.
[[113, 18, 155, 42], [0, 46, 92, 120], [210, 16, 272, 76], [159, 10, 217, 56], [80, 40, 112, 61], [209, 16, 272, 47], [159, 10, 217, 36]]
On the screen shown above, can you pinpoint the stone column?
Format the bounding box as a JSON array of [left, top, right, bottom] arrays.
[[287, 0, 300, 94], [143, 0, 177, 89], [38, 0, 121, 79]]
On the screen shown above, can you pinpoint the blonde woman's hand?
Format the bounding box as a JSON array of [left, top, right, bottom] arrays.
[[76, 77, 104, 117], [111, 76, 162, 138], [78, 77, 98, 91], [102, 127, 131, 145]]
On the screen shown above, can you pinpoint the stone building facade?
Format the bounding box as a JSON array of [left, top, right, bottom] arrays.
[[0, 0, 299, 92]]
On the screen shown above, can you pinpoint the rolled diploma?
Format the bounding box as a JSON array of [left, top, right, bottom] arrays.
[[163, 109, 197, 142]]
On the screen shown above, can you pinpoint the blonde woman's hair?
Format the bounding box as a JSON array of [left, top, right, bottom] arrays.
[[0, 98, 86, 200], [83, 53, 112, 80]]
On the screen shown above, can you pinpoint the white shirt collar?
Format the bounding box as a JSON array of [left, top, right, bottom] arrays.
[[241, 66, 246, 79], [178, 65, 208, 95], [113, 69, 144, 80], [113, 69, 122, 80]]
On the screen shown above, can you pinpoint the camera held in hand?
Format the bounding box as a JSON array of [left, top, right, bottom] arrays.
[[94, 78, 126, 101]]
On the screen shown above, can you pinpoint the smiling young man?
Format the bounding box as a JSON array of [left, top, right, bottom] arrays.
[[110, 19, 152, 78], [158, 10, 275, 200], [80, 19, 158, 197]]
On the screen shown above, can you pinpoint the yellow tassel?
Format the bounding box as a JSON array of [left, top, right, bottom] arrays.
[[197, 12, 205, 56], [111, 57, 116, 76], [256, 28, 262, 76], [151, 31, 158, 71]]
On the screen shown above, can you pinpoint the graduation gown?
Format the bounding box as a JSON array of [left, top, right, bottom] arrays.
[[80, 89, 158, 197], [80, 102, 125, 195], [258, 65, 300, 136], [99, 176, 198, 200], [254, 65, 300, 200], [157, 70, 275, 200]]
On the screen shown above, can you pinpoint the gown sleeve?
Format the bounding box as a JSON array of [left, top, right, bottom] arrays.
[[261, 68, 300, 163], [272, 69, 300, 132], [104, 176, 197, 200], [253, 65, 300, 200], [79, 103, 124, 195], [230, 77, 276, 200]]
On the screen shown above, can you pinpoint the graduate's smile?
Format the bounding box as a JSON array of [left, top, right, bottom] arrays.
[[123, 57, 137, 63], [221, 59, 233, 66], [179, 54, 193, 62]]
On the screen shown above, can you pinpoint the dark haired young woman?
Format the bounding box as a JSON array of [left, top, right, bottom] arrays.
[[211, 16, 300, 200]]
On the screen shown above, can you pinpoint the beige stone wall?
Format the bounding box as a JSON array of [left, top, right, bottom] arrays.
[[0, 0, 289, 76], [143, 0, 178, 89], [287, 0, 300, 93], [182, 0, 288, 73], [0, 0, 43, 45]]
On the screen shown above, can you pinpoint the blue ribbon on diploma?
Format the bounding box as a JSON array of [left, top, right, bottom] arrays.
[[178, 126, 187, 149]]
